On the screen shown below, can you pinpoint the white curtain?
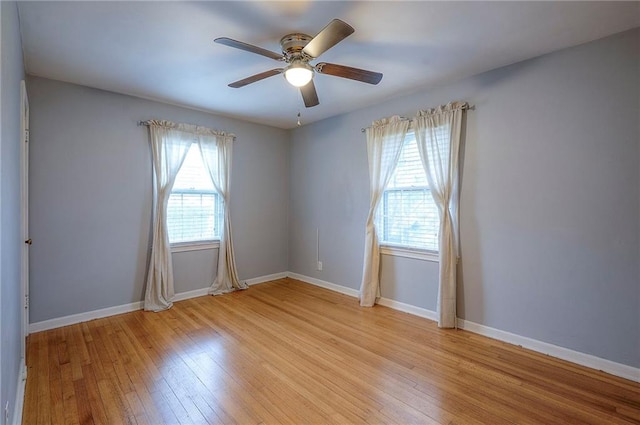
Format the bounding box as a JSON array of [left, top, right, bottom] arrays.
[[414, 102, 466, 328], [144, 121, 193, 311], [197, 132, 247, 295], [359, 116, 410, 306]]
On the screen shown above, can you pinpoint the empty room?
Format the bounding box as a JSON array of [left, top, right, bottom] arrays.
[[1, 1, 639, 424]]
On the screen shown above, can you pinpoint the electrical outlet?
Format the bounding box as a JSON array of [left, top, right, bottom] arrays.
[[317, 261, 323, 271], [4, 401, 9, 425]]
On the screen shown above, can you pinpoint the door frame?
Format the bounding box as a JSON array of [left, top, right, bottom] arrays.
[[20, 79, 30, 359]]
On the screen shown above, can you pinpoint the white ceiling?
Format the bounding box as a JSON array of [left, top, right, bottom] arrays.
[[18, 1, 640, 129]]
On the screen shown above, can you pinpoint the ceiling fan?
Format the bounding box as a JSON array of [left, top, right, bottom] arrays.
[[214, 19, 383, 108]]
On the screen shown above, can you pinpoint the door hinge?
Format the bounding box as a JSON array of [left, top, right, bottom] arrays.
[[25, 294, 29, 310], [24, 129, 29, 143]]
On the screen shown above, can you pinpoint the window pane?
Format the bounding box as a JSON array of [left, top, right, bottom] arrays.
[[381, 189, 439, 250], [167, 144, 221, 244], [424, 125, 451, 173], [173, 145, 214, 191], [378, 133, 440, 251], [387, 133, 428, 189]]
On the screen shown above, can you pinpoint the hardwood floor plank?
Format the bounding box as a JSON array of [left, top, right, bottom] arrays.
[[47, 329, 65, 425], [73, 378, 95, 425], [36, 333, 52, 425], [60, 363, 80, 425], [80, 364, 111, 425], [67, 325, 88, 380], [23, 278, 640, 425], [23, 335, 39, 425]]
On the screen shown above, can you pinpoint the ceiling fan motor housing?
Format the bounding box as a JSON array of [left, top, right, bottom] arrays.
[[280, 33, 313, 60]]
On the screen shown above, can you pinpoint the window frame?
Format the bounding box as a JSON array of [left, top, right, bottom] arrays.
[[377, 131, 439, 262], [380, 245, 439, 262], [171, 240, 221, 253]]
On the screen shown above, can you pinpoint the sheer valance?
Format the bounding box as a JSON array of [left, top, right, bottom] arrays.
[[360, 102, 470, 133], [141, 120, 236, 139], [415, 101, 468, 118]]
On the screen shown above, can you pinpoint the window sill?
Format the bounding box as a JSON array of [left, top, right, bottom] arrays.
[[171, 241, 220, 253], [380, 245, 439, 262]]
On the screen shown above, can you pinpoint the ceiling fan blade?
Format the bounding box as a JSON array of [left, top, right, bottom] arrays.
[[302, 19, 354, 59], [228, 69, 284, 88], [315, 62, 383, 85], [215, 37, 284, 61], [300, 80, 319, 108]]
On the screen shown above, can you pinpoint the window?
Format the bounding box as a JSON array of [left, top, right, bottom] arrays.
[[377, 131, 440, 252], [167, 144, 222, 245]]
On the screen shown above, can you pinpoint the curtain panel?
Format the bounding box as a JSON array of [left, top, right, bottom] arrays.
[[197, 134, 247, 295], [144, 123, 193, 311], [359, 116, 410, 307], [143, 120, 244, 311], [414, 101, 466, 328]]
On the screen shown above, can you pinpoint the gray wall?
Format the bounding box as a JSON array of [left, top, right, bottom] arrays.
[[28, 77, 289, 323], [289, 29, 640, 368], [1, 1, 25, 421]]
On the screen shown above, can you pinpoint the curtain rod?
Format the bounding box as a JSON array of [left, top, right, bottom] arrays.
[[360, 104, 474, 133]]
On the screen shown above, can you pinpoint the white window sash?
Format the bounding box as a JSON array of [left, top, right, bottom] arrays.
[[378, 135, 439, 252]]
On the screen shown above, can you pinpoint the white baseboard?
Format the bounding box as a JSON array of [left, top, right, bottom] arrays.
[[173, 287, 210, 302], [377, 297, 438, 322], [29, 300, 144, 333], [457, 318, 640, 383], [12, 359, 26, 425], [28, 272, 291, 333], [286, 272, 438, 323], [289, 272, 640, 383], [286, 272, 360, 297], [175, 272, 290, 300], [245, 272, 288, 286]]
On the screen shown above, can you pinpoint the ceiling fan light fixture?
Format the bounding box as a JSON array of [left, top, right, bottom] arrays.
[[284, 62, 313, 87]]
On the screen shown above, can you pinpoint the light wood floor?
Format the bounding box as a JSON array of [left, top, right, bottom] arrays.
[[23, 278, 640, 424]]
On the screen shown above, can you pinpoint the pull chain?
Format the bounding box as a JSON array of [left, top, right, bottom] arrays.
[[297, 112, 302, 127]]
